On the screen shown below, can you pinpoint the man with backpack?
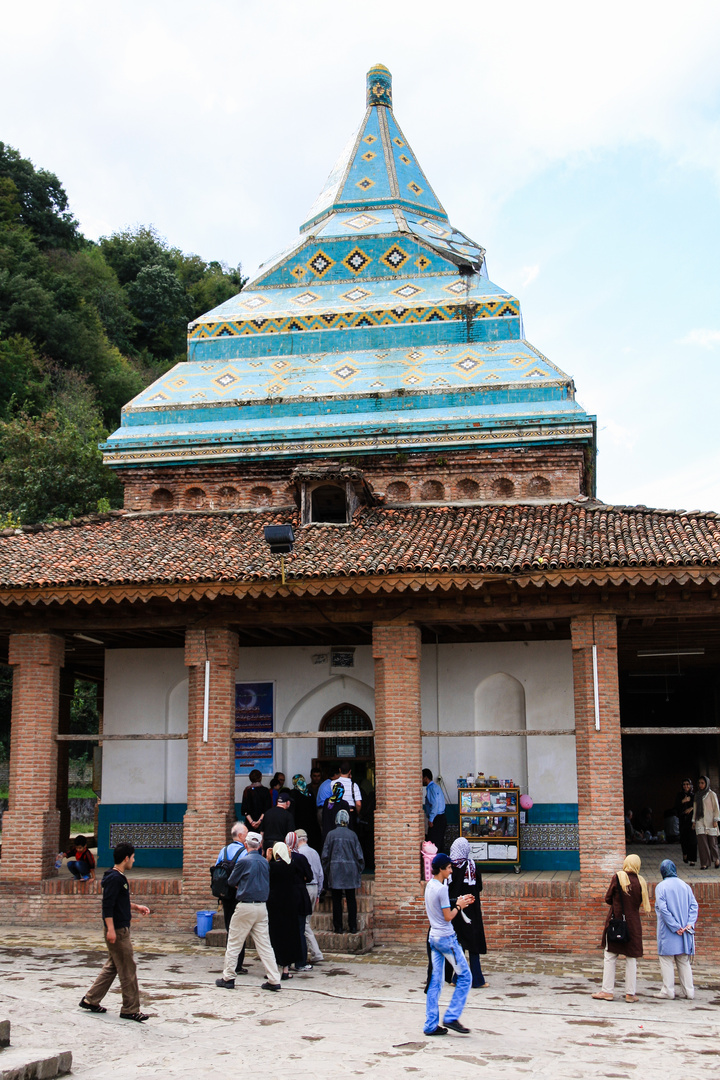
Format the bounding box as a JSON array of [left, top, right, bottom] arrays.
[[213, 822, 248, 975]]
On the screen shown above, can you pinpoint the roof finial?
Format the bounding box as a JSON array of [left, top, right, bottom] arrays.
[[367, 63, 392, 108]]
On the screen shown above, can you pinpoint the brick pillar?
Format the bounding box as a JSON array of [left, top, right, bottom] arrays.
[[56, 668, 74, 849], [182, 627, 239, 900], [372, 623, 425, 940], [571, 614, 626, 893], [1, 633, 65, 883]]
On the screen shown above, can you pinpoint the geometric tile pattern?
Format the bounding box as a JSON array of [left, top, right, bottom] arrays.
[[188, 301, 520, 340], [109, 823, 184, 849], [520, 824, 579, 851]]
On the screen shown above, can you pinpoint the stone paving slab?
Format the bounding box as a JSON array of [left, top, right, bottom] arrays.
[[1, 927, 720, 1078]]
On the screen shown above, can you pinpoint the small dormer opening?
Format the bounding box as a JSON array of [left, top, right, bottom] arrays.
[[311, 484, 347, 524]]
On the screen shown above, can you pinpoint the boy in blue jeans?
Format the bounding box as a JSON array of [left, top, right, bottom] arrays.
[[424, 853, 474, 1036]]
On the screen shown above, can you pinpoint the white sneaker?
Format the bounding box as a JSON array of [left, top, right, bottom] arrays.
[[655, 989, 674, 999]]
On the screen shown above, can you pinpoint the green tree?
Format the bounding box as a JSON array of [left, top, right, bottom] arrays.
[[0, 142, 79, 250], [0, 399, 122, 523]]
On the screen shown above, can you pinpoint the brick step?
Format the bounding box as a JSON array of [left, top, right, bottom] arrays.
[[204, 920, 374, 951], [309, 912, 371, 932], [0, 1048, 72, 1080], [316, 896, 373, 914], [313, 929, 374, 953], [205, 928, 228, 948]]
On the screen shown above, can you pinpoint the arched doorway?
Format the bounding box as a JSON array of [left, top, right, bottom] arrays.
[[315, 703, 375, 869], [316, 702, 374, 774]]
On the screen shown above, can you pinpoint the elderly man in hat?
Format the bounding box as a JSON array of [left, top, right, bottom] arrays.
[[215, 832, 282, 992]]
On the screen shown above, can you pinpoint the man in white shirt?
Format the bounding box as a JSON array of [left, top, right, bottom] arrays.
[[424, 853, 474, 1036], [337, 760, 362, 825]]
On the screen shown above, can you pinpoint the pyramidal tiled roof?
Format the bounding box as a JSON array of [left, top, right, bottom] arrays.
[[301, 63, 448, 230], [102, 66, 595, 470]]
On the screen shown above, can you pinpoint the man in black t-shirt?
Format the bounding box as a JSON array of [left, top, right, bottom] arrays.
[[261, 789, 295, 850], [79, 842, 151, 1022]]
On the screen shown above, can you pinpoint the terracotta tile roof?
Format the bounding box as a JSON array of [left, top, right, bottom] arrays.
[[0, 503, 719, 592]]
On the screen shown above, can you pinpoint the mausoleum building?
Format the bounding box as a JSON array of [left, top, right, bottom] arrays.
[[2, 66, 720, 955]]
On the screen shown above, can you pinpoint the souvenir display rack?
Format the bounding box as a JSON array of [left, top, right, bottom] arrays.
[[457, 785, 521, 872]]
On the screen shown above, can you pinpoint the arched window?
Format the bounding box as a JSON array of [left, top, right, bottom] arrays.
[[319, 703, 374, 763], [311, 484, 347, 523], [386, 481, 410, 501], [151, 487, 174, 510]]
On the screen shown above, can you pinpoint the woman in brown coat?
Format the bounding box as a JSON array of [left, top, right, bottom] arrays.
[[592, 853, 651, 1003]]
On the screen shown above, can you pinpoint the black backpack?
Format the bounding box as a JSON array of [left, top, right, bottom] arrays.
[[210, 845, 243, 899]]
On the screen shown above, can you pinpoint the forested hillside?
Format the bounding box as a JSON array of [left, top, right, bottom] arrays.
[[0, 141, 245, 525]]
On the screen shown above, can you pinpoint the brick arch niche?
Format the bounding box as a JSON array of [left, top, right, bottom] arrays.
[[184, 486, 207, 510], [491, 477, 515, 499], [457, 478, 480, 499], [386, 481, 410, 501], [150, 487, 174, 510], [527, 475, 551, 496], [250, 485, 273, 507], [420, 479, 445, 500], [217, 485, 240, 508]]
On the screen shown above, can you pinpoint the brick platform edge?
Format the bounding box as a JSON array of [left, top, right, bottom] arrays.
[[3, 878, 720, 958]]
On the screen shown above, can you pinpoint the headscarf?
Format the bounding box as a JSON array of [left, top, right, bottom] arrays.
[[695, 775, 711, 817], [617, 853, 651, 912], [272, 842, 291, 864], [328, 781, 345, 807], [285, 831, 299, 852], [660, 859, 678, 879], [335, 809, 350, 827], [292, 774, 308, 795], [450, 836, 476, 885]]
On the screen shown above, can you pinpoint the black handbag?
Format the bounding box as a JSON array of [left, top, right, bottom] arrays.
[[606, 883, 629, 944]]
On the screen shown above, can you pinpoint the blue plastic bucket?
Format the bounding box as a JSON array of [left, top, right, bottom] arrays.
[[196, 909, 215, 938]]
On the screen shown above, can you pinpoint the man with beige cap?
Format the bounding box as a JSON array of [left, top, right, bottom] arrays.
[[215, 832, 282, 992]]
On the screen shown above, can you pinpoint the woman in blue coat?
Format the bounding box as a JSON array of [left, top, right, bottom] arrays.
[[654, 859, 698, 1000]]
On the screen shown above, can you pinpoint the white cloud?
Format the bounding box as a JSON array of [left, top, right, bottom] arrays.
[[679, 329, 720, 348], [520, 265, 540, 287]]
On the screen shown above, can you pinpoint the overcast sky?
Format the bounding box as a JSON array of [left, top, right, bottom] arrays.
[[3, 1, 720, 511]]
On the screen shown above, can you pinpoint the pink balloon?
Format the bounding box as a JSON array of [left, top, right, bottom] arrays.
[[520, 795, 534, 810]]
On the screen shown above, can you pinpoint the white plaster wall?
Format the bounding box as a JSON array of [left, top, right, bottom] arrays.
[[102, 649, 188, 804], [101, 640, 576, 808], [420, 641, 577, 804], [234, 646, 376, 800]]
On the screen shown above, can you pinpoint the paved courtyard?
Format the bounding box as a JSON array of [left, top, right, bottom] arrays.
[[1, 926, 719, 1079]]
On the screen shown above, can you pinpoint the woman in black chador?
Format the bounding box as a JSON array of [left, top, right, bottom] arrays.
[[675, 778, 697, 866], [266, 843, 303, 978], [444, 837, 487, 988]]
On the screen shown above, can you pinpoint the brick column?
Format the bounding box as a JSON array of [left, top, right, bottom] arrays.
[[56, 668, 74, 849], [183, 627, 239, 900], [372, 623, 425, 941], [1, 633, 65, 883], [571, 614, 626, 892]]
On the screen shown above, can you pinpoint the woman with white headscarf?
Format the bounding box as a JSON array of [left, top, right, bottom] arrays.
[[692, 775, 720, 869], [593, 853, 651, 1003], [444, 837, 487, 988], [266, 842, 304, 979]]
